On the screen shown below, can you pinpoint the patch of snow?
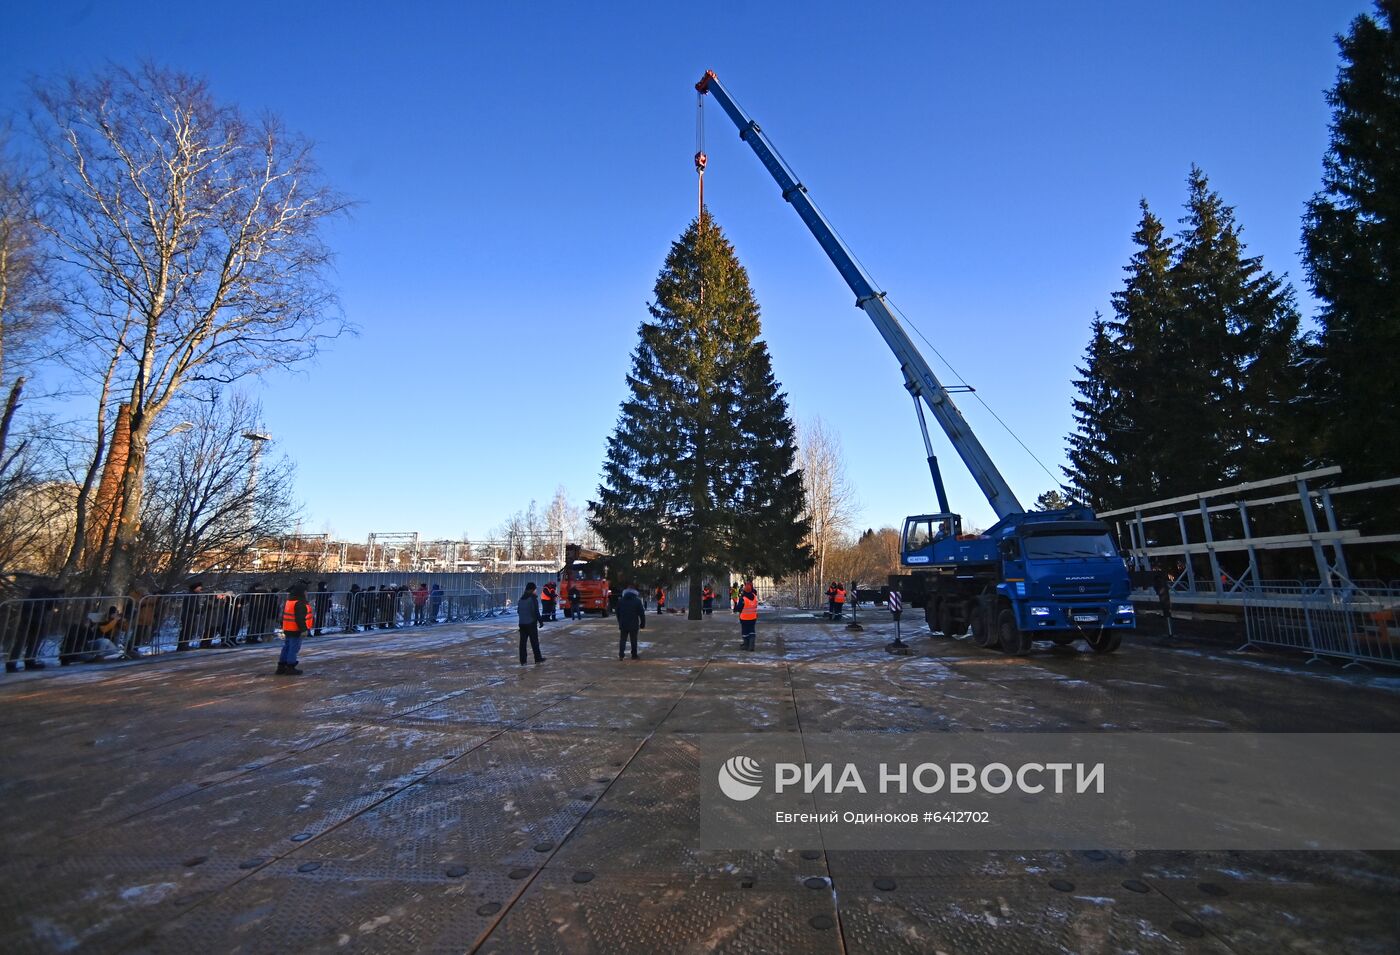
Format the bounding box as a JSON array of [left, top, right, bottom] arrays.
[[358, 914, 392, 933], [119, 882, 179, 905]]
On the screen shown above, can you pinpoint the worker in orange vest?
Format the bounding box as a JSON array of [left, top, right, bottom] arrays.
[[702, 583, 715, 616], [738, 579, 759, 652], [655, 585, 666, 614], [540, 581, 558, 621], [825, 581, 838, 619], [278, 581, 314, 675], [833, 582, 847, 620]]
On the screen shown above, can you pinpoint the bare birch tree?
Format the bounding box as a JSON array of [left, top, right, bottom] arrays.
[[33, 64, 349, 593], [0, 139, 64, 575], [797, 417, 855, 606], [136, 391, 298, 590]]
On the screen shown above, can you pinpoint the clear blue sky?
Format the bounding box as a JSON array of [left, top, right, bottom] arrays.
[[5, 0, 1364, 541]]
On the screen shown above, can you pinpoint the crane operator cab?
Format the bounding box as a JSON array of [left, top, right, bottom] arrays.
[[902, 513, 983, 564]]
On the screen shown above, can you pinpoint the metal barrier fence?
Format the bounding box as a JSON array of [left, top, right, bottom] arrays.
[[1, 589, 513, 673], [215, 571, 554, 596], [1, 594, 136, 669], [1241, 584, 1400, 669]]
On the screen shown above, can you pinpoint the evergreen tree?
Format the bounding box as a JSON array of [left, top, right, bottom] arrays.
[[1303, 0, 1400, 480], [1173, 167, 1302, 486], [1067, 202, 1179, 509], [1033, 489, 1072, 511], [1065, 314, 1130, 509], [1110, 201, 1183, 501], [1067, 177, 1303, 509], [590, 215, 811, 618]]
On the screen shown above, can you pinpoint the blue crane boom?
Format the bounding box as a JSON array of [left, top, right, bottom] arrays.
[[696, 70, 1024, 520]]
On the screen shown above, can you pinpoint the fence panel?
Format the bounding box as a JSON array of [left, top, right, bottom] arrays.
[[3, 586, 519, 675], [1, 594, 135, 668], [1242, 585, 1400, 669]]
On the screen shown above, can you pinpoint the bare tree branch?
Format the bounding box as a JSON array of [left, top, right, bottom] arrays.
[[32, 64, 351, 592]]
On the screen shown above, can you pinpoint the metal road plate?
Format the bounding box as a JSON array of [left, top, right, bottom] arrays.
[[825, 849, 1133, 880], [834, 873, 1236, 954], [138, 858, 527, 954], [0, 851, 253, 953], [1144, 875, 1400, 954], [519, 695, 678, 731], [477, 869, 843, 955], [82, 725, 473, 860], [299, 730, 636, 874], [552, 805, 810, 878]]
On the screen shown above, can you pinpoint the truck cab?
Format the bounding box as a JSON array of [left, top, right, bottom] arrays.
[[901, 507, 1134, 654], [560, 544, 613, 617]]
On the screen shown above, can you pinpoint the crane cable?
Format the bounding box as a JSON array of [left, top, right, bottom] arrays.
[[694, 86, 1065, 499], [694, 91, 707, 228], [890, 296, 1067, 493], [695, 92, 708, 311], [786, 176, 1068, 493]]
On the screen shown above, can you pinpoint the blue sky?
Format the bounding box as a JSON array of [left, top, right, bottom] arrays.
[[5, 0, 1364, 541]]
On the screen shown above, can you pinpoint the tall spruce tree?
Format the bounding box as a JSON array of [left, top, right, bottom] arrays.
[[1113, 202, 1184, 501], [1068, 177, 1303, 509], [1303, 0, 1400, 481], [1173, 167, 1302, 486], [1065, 314, 1129, 509], [1067, 203, 1179, 509], [590, 215, 811, 618]]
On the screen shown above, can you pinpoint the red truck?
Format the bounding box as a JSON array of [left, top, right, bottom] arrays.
[[559, 544, 613, 617]]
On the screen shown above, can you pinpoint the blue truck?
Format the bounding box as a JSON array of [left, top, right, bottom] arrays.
[[696, 70, 1134, 654]]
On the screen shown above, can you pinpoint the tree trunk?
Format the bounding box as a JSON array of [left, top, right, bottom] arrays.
[[688, 572, 703, 621], [0, 376, 23, 472], [103, 428, 148, 595], [58, 402, 114, 587]]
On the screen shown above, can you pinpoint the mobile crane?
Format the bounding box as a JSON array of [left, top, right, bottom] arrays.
[[696, 70, 1133, 654]]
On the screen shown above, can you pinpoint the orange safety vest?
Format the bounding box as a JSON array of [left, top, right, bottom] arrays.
[[835, 587, 846, 604], [739, 593, 758, 621], [282, 598, 313, 633]]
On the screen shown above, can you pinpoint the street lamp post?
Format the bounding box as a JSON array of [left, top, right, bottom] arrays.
[[241, 432, 272, 558]]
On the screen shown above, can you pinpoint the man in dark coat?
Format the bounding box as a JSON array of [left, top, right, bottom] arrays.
[[615, 583, 646, 660], [517, 582, 546, 665], [313, 582, 332, 636], [346, 584, 362, 632]]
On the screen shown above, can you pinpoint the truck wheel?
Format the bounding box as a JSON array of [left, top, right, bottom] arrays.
[[938, 602, 960, 638], [969, 607, 997, 649], [997, 608, 1031, 655], [1085, 630, 1122, 654]]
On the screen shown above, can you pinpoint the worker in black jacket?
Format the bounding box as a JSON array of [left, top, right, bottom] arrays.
[[615, 583, 646, 660], [517, 582, 546, 665]]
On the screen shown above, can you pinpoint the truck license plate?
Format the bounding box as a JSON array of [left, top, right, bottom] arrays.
[[1073, 614, 1100, 623]]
